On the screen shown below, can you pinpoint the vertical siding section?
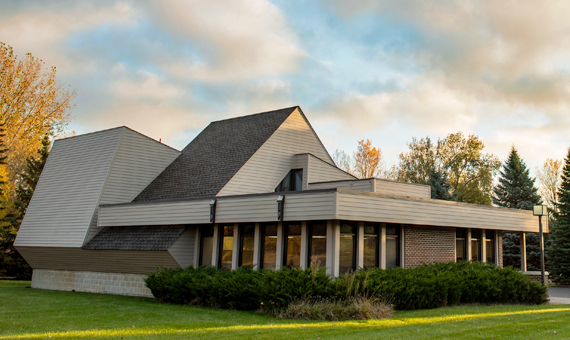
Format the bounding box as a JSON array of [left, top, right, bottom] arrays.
[[86, 129, 181, 241], [307, 155, 355, 184], [374, 179, 431, 198], [217, 109, 335, 196], [168, 227, 196, 268], [14, 128, 124, 248]]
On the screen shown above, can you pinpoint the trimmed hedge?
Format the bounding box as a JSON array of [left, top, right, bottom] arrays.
[[145, 261, 547, 312]]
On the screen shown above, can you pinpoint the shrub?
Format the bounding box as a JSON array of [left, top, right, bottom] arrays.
[[279, 295, 393, 321], [145, 261, 548, 314]]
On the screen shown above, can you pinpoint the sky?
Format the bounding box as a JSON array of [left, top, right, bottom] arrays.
[[1, 0, 570, 175]]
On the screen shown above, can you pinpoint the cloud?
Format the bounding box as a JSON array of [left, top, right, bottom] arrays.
[[113, 70, 181, 101], [143, 0, 305, 82]]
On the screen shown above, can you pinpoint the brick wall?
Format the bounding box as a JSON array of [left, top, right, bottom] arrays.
[[31, 269, 153, 298], [498, 231, 503, 268], [403, 225, 456, 268]]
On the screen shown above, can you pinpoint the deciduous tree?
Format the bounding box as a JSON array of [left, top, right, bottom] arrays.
[[353, 139, 381, 179], [536, 158, 563, 212]]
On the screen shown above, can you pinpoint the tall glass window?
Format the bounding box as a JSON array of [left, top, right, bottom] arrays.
[[339, 222, 357, 274], [386, 224, 400, 269], [485, 230, 495, 264], [199, 226, 214, 266], [284, 223, 302, 268], [218, 225, 234, 270], [261, 224, 278, 270], [456, 228, 467, 262], [471, 229, 481, 262], [239, 224, 255, 267], [275, 169, 303, 192], [308, 221, 327, 268], [363, 224, 379, 269]]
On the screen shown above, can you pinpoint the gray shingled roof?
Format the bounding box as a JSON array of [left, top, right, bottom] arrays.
[[134, 106, 298, 201], [83, 226, 186, 250]]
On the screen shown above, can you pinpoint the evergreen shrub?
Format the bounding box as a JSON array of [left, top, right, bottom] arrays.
[[145, 261, 547, 313]]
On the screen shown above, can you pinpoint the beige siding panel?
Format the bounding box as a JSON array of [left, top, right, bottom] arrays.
[[309, 179, 374, 191], [217, 109, 335, 196], [87, 129, 180, 241], [293, 154, 309, 190], [18, 246, 179, 275], [336, 191, 539, 232], [307, 155, 355, 184], [373, 179, 431, 199], [98, 200, 211, 227], [15, 128, 124, 248], [168, 227, 196, 268]]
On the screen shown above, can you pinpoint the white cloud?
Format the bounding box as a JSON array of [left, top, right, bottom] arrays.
[[113, 71, 181, 100]]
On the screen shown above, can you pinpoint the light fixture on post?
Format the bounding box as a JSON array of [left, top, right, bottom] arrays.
[[209, 199, 217, 224], [277, 195, 285, 221], [533, 204, 547, 286]]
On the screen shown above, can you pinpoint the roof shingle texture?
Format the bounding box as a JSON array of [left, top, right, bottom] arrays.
[[134, 106, 297, 201], [83, 226, 186, 250]]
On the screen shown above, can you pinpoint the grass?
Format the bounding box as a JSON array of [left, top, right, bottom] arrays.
[[1, 280, 570, 339]]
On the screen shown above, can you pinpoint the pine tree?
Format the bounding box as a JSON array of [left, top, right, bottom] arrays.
[[493, 146, 542, 270], [0, 135, 51, 279], [428, 170, 454, 200], [549, 148, 570, 284]]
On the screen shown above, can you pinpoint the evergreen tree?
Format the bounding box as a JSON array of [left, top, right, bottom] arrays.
[[428, 170, 454, 200], [549, 148, 570, 284], [493, 147, 542, 270], [0, 135, 51, 279]]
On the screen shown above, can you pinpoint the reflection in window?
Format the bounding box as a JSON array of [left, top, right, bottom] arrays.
[[471, 229, 481, 262], [284, 223, 302, 268], [261, 224, 278, 270], [485, 230, 495, 264], [239, 224, 255, 267], [275, 169, 303, 192], [339, 222, 357, 274], [308, 221, 327, 268], [199, 226, 214, 267], [386, 224, 400, 269], [456, 228, 467, 262], [363, 224, 379, 270], [219, 225, 234, 270]]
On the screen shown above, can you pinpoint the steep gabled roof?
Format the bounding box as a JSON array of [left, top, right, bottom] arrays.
[[134, 106, 298, 201]]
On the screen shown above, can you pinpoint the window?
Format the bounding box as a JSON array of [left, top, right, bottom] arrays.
[[275, 169, 303, 192], [339, 222, 357, 274], [261, 224, 278, 270], [308, 221, 327, 268], [386, 223, 400, 269], [471, 229, 481, 262], [199, 226, 214, 266], [485, 230, 495, 264], [363, 224, 379, 269], [239, 224, 255, 268], [284, 223, 302, 268], [456, 228, 467, 262], [218, 225, 234, 270]]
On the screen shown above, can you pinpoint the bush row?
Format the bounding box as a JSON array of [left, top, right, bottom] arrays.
[[145, 261, 547, 312]]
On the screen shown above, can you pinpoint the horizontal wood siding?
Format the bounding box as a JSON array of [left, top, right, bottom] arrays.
[[307, 155, 355, 183], [293, 154, 309, 190], [309, 179, 374, 191], [336, 190, 539, 232], [15, 128, 123, 248], [217, 109, 334, 196], [87, 129, 180, 241], [18, 246, 179, 275], [98, 200, 211, 227], [167, 227, 196, 268], [373, 179, 431, 198]]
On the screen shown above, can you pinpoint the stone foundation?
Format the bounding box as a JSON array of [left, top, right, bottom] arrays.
[[523, 271, 549, 283], [31, 269, 153, 298]]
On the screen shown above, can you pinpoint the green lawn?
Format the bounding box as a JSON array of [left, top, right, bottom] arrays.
[[1, 280, 569, 339]]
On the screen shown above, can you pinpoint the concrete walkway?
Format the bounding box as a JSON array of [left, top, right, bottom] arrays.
[[548, 286, 570, 304]]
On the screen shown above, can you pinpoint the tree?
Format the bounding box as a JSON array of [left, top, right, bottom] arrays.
[[429, 170, 453, 200], [0, 42, 74, 194], [492, 147, 542, 270], [0, 135, 50, 278], [536, 158, 563, 212], [332, 149, 353, 175], [397, 132, 500, 205], [549, 148, 570, 284], [353, 139, 381, 179]]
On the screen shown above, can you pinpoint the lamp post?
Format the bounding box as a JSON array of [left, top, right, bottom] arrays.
[[533, 205, 547, 286]]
